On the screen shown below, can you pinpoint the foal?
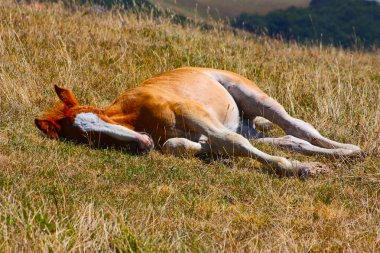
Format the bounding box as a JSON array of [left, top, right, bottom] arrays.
[[35, 67, 363, 177]]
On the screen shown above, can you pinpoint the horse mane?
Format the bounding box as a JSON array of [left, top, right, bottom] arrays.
[[41, 101, 105, 121], [41, 102, 69, 120]]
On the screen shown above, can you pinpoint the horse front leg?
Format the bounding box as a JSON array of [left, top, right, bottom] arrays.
[[173, 102, 312, 177], [162, 138, 210, 156]]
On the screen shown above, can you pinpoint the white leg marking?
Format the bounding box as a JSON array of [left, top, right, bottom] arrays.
[[74, 113, 141, 142], [162, 138, 210, 156]]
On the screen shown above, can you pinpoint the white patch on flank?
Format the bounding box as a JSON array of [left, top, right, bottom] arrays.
[[74, 112, 139, 142], [202, 71, 240, 132], [223, 104, 240, 132]]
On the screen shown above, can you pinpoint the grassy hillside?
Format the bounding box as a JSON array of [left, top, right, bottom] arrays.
[[0, 1, 380, 252], [150, 0, 310, 19]]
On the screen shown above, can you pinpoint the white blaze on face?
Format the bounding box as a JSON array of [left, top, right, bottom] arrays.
[[73, 112, 141, 143]]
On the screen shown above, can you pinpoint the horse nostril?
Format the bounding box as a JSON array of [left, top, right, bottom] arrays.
[[138, 133, 154, 153]]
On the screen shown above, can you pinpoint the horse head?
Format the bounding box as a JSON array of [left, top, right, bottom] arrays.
[[35, 85, 154, 153]]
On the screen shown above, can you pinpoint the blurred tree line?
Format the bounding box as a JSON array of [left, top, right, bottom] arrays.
[[233, 0, 380, 49]]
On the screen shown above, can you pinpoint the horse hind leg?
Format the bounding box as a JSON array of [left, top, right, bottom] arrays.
[[253, 96, 362, 153], [241, 88, 361, 152], [207, 70, 362, 154], [256, 135, 363, 157]]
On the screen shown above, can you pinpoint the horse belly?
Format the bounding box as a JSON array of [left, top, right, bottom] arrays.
[[177, 78, 240, 132], [215, 98, 240, 132], [138, 70, 241, 134]]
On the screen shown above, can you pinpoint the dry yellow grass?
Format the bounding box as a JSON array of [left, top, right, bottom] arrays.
[[0, 1, 379, 252]]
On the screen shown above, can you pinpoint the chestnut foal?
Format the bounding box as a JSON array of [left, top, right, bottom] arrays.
[[35, 67, 363, 177]]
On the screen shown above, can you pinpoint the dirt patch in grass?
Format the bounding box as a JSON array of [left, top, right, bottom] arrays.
[[0, 155, 12, 171], [0, 132, 8, 145]]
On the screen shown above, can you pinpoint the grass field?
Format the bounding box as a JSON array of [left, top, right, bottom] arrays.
[[150, 0, 310, 19], [0, 1, 380, 252]]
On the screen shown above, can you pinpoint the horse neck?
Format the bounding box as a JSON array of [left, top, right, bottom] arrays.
[[104, 105, 139, 131]]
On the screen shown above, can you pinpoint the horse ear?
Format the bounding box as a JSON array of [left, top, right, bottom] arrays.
[[34, 118, 60, 138], [54, 84, 79, 108]]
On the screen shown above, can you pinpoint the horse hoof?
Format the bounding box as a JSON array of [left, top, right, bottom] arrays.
[[297, 166, 310, 179]]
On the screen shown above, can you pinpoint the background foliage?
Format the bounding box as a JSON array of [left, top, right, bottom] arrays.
[[233, 0, 380, 49]]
